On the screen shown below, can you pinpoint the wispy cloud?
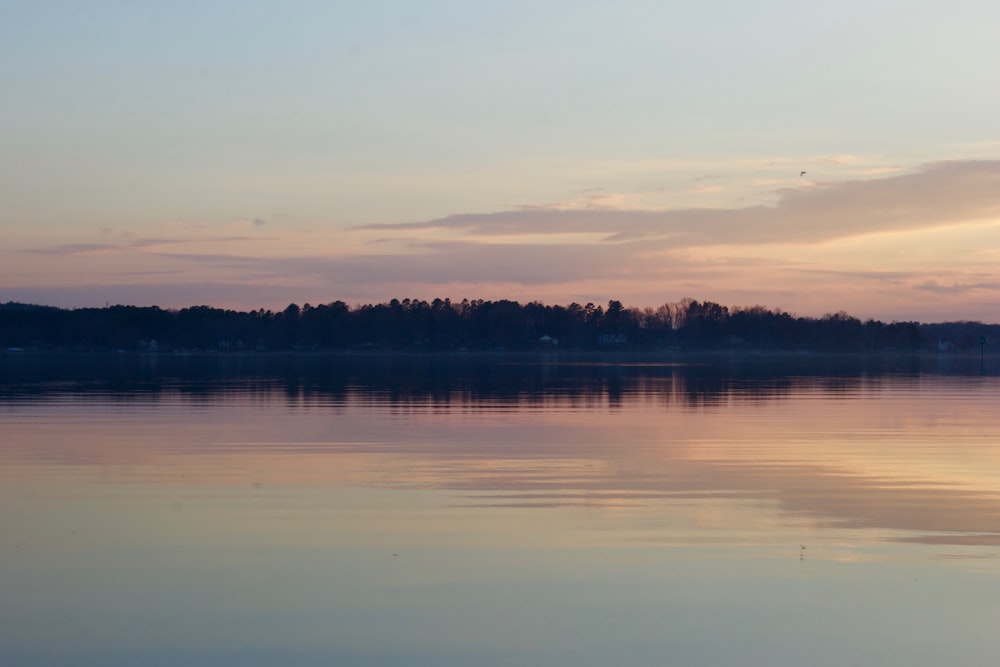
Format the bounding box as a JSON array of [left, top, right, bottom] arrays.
[[915, 279, 1000, 295], [25, 243, 120, 255], [26, 236, 280, 256], [352, 160, 1000, 246]]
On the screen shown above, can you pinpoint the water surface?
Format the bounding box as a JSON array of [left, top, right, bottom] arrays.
[[2, 353, 999, 666]]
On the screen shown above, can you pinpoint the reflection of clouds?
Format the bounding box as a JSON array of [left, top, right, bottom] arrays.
[[3, 370, 1000, 546]]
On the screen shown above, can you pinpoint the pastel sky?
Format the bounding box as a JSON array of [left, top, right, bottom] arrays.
[[3, 0, 1000, 322]]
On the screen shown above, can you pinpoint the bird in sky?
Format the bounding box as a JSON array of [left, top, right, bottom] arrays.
[[800, 171, 807, 177]]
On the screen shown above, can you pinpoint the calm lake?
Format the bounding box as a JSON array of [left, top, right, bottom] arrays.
[[2, 352, 1000, 666]]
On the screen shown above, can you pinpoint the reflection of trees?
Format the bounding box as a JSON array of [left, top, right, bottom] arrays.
[[1, 351, 974, 408]]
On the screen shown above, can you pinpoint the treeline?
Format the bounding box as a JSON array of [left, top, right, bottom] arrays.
[[0, 298, 994, 353]]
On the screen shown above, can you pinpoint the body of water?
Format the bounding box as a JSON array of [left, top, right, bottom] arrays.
[[2, 352, 999, 666]]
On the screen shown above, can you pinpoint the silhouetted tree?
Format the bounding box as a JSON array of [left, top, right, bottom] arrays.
[[0, 297, 968, 354]]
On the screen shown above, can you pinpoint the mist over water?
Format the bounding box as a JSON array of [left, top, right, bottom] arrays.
[[2, 352, 1000, 666]]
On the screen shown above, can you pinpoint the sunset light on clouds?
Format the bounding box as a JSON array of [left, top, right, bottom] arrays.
[[4, 1, 1000, 322]]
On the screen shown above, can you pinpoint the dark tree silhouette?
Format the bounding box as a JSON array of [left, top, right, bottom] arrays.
[[5, 297, 993, 355]]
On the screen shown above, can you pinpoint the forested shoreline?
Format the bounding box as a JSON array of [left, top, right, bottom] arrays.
[[1, 298, 995, 354]]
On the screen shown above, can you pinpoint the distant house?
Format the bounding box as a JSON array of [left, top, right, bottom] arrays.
[[538, 335, 559, 348]]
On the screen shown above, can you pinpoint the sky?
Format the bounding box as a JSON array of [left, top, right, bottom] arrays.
[[3, 0, 1000, 323]]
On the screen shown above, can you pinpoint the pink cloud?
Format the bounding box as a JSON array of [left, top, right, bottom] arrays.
[[7, 160, 1000, 322]]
